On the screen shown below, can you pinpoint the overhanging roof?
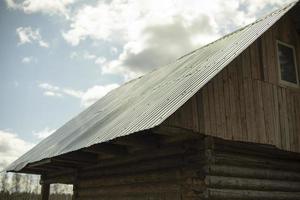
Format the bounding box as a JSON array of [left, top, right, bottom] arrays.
[[6, 1, 298, 172]]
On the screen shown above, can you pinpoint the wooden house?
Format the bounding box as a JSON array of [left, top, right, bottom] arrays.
[[6, 1, 300, 199]]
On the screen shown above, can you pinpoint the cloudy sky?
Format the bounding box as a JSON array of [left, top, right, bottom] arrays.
[[0, 0, 292, 170]]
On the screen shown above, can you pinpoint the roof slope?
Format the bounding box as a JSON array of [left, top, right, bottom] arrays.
[[6, 1, 298, 172]]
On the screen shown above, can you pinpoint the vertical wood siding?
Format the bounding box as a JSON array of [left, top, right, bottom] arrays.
[[164, 14, 300, 153]]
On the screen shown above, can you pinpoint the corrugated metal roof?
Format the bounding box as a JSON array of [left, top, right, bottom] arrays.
[[6, 1, 298, 172]]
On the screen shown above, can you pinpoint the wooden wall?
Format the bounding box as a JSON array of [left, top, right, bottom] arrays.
[[204, 137, 300, 199], [71, 135, 300, 200], [73, 139, 207, 200], [164, 13, 300, 153]]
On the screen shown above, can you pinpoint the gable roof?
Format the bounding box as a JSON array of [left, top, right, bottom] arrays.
[[6, 1, 298, 172]]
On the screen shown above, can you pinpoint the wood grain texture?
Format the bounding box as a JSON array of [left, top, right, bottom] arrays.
[[165, 12, 300, 153], [71, 136, 300, 200]]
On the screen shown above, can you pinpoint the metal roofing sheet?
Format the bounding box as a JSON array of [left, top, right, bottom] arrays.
[[6, 0, 298, 172]]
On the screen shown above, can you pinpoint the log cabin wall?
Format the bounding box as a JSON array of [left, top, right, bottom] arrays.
[[52, 135, 300, 200], [73, 139, 207, 200], [164, 13, 300, 153], [204, 137, 300, 199]]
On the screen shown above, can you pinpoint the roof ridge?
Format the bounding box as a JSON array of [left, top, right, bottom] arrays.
[[177, 0, 299, 61], [127, 0, 299, 85]]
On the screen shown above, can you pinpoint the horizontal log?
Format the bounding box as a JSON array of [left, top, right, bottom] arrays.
[[214, 152, 300, 171], [153, 126, 201, 137], [206, 165, 300, 181], [46, 168, 76, 179], [113, 133, 160, 149], [41, 174, 76, 184], [83, 143, 128, 157], [205, 188, 300, 199], [77, 181, 181, 197], [79, 167, 206, 188], [206, 175, 300, 192], [57, 151, 98, 164], [27, 159, 51, 168], [82, 140, 204, 171], [80, 154, 196, 178], [212, 137, 300, 160], [78, 167, 182, 188], [76, 192, 181, 200]]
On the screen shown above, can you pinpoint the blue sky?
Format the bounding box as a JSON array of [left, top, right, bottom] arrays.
[[0, 0, 291, 169]]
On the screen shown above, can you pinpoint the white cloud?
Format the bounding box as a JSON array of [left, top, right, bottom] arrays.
[[22, 57, 32, 63], [44, 91, 63, 97], [95, 57, 106, 65], [21, 56, 37, 64], [0, 130, 34, 171], [110, 47, 118, 55], [39, 83, 62, 97], [5, 0, 75, 18], [83, 52, 96, 60], [80, 84, 119, 107], [70, 51, 79, 59], [38, 82, 119, 107], [61, 0, 290, 80], [70, 51, 97, 61], [39, 83, 60, 91], [16, 27, 49, 48], [33, 127, 56, 139], [62, 88, 83, 98]]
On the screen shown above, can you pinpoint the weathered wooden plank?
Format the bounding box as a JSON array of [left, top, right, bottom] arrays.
[[206, 165, 300, 181], [250, 40, 260, 80], [252, 80, 266, 143], [191, 96, 199, 132], [208, 81, 217, 136], [231, 59, 243, 140], [196, 91, 205, 134], [216, 72, 226, 139], [272, 85, 281, 148], [222, 68, 231, 140], [213, 74, 222, 136], [78, 168, 183, 188], [287, 90, 296, 152], [205, 188, 300, 200], [77, 181, 181, 196], [228, 62, 239, 140], [244, 78, 257, 143], [267, 28, 278, 84], [261, 34, 269, 82], [282, 88, 291, 151], [262, 82, 276, 145], [202, 86, 212, 135], [214, 152, 300, 171], [206, 175, 300, 192]]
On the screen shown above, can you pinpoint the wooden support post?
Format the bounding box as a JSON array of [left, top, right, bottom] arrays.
[[41, 175, 50, 200], [41, 183, 50, 200]]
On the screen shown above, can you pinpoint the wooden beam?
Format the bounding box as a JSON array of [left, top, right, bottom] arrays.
[[41, 175, 50, 200], [51, 158, 93, 167], [113, 133, 160, 150], [28, 166, 57, 172], [83, 143, 128, 157], [27, 159, 51, 168], [41, 174, 76, 185], [152, 126, 202, 143], [57, 151, 98, 165], [18, 169, 43, 175], [46, 169, 76, 180]]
